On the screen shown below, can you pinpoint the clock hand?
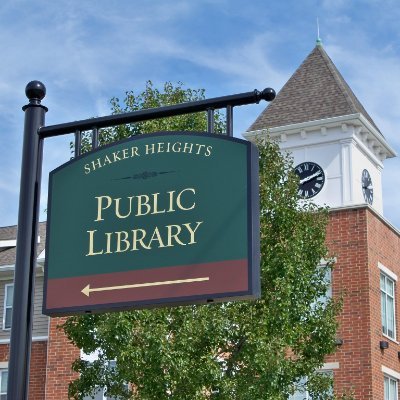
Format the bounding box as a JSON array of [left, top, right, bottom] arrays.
[[299, 170, 321, 185]]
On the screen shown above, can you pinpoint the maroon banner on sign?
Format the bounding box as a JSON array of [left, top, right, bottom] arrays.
[[46, 259, 249, 314]]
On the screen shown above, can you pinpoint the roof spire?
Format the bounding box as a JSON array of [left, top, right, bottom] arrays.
[[316, 17, 323, 46]]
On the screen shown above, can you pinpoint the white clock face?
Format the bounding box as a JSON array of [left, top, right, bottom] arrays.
[[362, 169, 373, 205]]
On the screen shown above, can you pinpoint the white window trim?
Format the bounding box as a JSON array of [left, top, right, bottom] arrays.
[[381, 271, 397, 340], [379, 262, 398, 282], [2, 284, 13, 331], [0, 369, 7, 396], [0, 336, 48, 344], [382, 366, 400, 381], [318, 362, 339, 371]]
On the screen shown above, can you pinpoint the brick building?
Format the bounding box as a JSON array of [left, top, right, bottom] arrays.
[[1, 42, 399, 399], [245, 42, 400, 399]]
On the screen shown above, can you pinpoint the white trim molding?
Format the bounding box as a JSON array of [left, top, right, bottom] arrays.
[[0, 240, 16, 248], [382, 365, 400, 380], [0, 336, 48, 345], [319, 362, 339, 371], [379, 262, 398, 282], [0, 362, 7, 369]]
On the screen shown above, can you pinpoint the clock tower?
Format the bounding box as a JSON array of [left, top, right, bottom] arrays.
[[244, 41, 400, 400], [244, 42, 396, 214]]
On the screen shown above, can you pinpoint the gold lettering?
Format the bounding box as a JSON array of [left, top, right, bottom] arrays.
[[147, 227, 166, 249], [91, 158, 102, 170], [176, 188, 196, 211], [166, 224, 186, 247], [131, 146, 140, 157], [145, 144, 155, 154], [112, 151, 121, 162], [157, 142, 165, 153], [167, 190, 176, 212], [183, 221, 203, 244], [195, 144, 205, 155], [183, 142, 193, 153], [136, 195, 151, 216], [84, 164, 91, 174], [116, 231, 130, 253], [95, 196, 112, 221], [105, 232, 113, 254], [103, 155, 112, 165], [205, 145, 212, 157], [122, 148, 129, 159], [132, 229, 150, 250], [172, 142, 181, 152], [114, 196, 134, 219], [86, 230, 104, 256], [151, 193, 166, 215]]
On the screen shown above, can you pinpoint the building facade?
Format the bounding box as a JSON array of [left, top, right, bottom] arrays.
[[245, 43, 400, 399], [1, 43, 399, 399]]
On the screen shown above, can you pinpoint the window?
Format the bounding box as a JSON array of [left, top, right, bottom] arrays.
[[82, 361, 128, 400], [3, 284, 13, 330], [288, 371, 333, 400], [318, 265, 332, 306], [0, 370, 8, 399], [384, 375, 398, 400], [381, 273, 396, 339], [288, 377, 309, 400]]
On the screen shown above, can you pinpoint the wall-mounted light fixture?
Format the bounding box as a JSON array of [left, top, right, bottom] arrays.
[[380, 341, 389, 350]]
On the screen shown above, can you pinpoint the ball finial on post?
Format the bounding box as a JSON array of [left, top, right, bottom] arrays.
[[261, 87, 276, 102], [25, 81, 46, 105]]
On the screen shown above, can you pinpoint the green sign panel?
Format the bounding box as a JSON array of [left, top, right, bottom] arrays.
[[43, 132, 260, 315]]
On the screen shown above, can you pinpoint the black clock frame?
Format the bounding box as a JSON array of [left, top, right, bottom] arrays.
[[294, 161, 325, 199], [361, 168, 373, 205]]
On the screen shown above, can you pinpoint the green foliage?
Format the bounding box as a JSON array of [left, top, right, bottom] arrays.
[[62, 82, 346, 399], [77, 81, 225, 154]]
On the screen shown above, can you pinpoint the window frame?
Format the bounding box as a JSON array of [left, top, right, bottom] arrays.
[[3, 283, 13, 331], [0, 369, 8, 398], [384, 374, 398, 400], [381, 271, 397, 340], [288, 368, 335, 400]]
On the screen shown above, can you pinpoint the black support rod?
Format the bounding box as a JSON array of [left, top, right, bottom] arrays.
[[74, 129, 81, 157], [226, 105, 233, 137], [207, 109, 214, 134], [39, 87, 276, 138], [92, 127, 99, 149], [8, 81, 47, 400]]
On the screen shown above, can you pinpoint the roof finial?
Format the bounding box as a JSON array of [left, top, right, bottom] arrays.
[[316, 17, 323, 46]]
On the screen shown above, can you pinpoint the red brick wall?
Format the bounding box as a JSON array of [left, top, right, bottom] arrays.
[[326, 207, 373, 399], [45, 317, 80, 400], [326, 207, 400, 399], [0, 341, 47, 400], [30, 341, 48, 399], [367, 210, 400, 399]]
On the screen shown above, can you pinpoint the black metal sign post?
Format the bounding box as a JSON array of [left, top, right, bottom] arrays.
[[8, 81, 275, 399], [8, 81, 47, 400]]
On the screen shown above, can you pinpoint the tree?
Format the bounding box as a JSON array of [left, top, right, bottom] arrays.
[[62, 81, 344, 399]]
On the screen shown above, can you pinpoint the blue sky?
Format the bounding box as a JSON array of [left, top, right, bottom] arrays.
[[1, 0, 400, 228]]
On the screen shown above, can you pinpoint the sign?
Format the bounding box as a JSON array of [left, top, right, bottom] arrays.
[[43, 132, 260, 315]]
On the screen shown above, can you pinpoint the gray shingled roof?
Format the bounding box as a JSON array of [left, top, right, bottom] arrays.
[[0, 222, 46, 266], [248, 44, 381, 134]]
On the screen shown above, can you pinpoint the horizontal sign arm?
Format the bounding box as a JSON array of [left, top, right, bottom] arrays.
[[39, 88, 275, 138]]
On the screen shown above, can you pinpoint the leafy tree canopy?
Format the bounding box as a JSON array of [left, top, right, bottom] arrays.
[[63, 81, 346, 400]]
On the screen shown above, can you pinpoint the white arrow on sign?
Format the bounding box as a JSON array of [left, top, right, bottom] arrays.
[[81, 277, 210, 297]]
